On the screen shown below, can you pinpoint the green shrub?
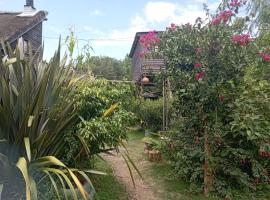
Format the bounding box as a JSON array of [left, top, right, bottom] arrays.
[[62, 79, 136, 166], [132, 98, 163, 131], [151, 0, 270, 198]]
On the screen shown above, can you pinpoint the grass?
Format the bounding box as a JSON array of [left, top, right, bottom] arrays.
[[82, 128, 270, 200], [86, 157, 129, 200], [126, 128, 220, 200]]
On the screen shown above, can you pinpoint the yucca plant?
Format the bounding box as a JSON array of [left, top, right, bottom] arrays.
[[0, 42, 95, 200]]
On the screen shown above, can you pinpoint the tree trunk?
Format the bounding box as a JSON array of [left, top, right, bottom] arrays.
[[203, 123, 212, 196]]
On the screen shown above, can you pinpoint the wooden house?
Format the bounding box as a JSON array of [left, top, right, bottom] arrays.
[[0, 0, 47, 59], [129, 32, 165, 98]]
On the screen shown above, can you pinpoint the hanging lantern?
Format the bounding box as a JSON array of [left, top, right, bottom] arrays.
[[141, 75, 150, 84]]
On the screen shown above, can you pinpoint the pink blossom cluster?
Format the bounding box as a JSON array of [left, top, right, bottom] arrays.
[[229, 0, 241, 7], [169, 23, 177, 31], [259, 52, 270, 62], [139, 31, 161, 49], [194, 48, 206, 81], [195, 71, 206, 81], [194, 63, 202, 69], [231, 34, 253, 46], [211, 10, 234, 25]]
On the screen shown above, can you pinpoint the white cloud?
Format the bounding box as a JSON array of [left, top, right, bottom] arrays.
[[89, 9, 104, 16], [91, 14, 149, 48], [144, 2, 178, 23], [143, 1, 208, 24], [88, 1, 220, 50]]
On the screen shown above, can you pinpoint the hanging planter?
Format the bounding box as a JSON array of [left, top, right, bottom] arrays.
[[141, 75, 150, 84]]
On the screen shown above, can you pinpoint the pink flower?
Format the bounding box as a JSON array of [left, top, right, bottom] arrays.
[[195, 71, 206, 81], [259, 52, 270, 62], [194, 63, 202, 68], [211, 10, 234, 25], [232, 34, 253, 46], [230, 0, 241, 7], [195, 48, 202, 56], [170, 23, 177, 31], [211, 17, 221, 25], [219, 10, 234, 22], [139, 31, 161, 49]]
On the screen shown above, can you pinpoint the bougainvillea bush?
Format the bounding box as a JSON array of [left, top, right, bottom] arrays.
[[148, 0, 270, 198]]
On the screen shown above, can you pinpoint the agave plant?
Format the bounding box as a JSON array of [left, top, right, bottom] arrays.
[[0, 42, 95, 200]]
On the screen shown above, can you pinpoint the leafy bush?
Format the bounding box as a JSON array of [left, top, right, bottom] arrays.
[[132, 98, 163, 131], [62, 79, 136, 166], [147, 0, 270, 198]]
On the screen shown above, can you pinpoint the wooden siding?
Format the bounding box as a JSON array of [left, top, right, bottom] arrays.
[[10, 22, 42, 52], [131, 40, 144, 81], [131, 38, 165, 82]]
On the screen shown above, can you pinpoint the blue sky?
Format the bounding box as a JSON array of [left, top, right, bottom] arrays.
[[0, 0, 221, 60]]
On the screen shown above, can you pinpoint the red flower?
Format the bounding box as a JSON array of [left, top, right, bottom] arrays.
[[232, 34, 253, 46], [195, 71, 206, 81], [259, 52, 270, 62], [194, 63, 202, 68], [211, 10, 234, 25], [219, 95, 225, 102]]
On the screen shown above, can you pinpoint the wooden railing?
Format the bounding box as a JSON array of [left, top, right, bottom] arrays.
[[140, 59, 165, 74]]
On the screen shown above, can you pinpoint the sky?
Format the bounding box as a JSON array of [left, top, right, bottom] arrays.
[[0, 0, 221, 60]]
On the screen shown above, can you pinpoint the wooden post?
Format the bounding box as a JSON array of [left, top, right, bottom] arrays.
[[162, 76, 166, 131]]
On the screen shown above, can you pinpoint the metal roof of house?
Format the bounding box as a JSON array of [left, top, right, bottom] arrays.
[[0, 10, 47, 43], [129, 31, 163, 58]]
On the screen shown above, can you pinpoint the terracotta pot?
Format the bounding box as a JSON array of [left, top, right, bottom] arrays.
[[148, 150, 162, 162]]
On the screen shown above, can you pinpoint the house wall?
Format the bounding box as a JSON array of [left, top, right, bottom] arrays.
[[10, 22, 43, 55], [131, 40, 144, 81]]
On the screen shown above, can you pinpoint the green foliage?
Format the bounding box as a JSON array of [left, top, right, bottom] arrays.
[[62, 79, 136, 166], [154, 0, 270, 198], [0, 43, 92, 200], [89, 55, 132, 80], [132, 98, 163, 131]]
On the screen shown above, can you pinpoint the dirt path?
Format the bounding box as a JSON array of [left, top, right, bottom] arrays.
[[102, 150, 157, 200]]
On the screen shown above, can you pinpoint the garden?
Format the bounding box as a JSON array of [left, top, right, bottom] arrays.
[[1, 0, 270, 199]]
